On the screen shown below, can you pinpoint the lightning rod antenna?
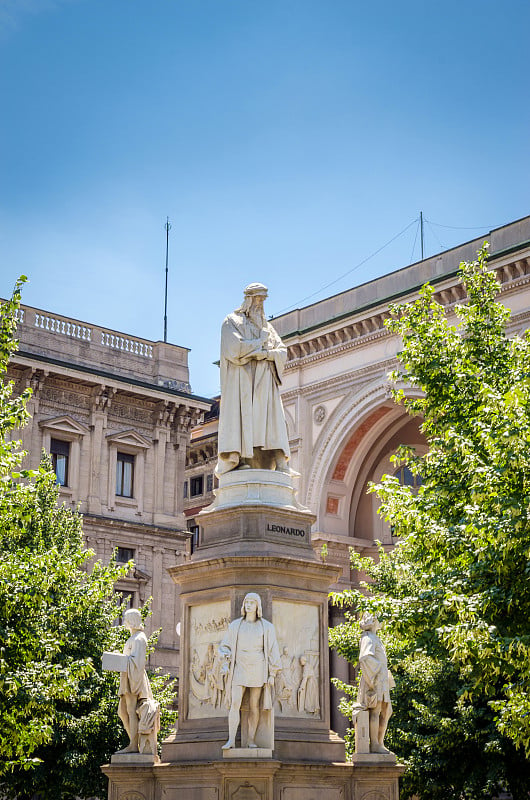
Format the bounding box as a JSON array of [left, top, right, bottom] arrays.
[[163, 217, 171, 343]]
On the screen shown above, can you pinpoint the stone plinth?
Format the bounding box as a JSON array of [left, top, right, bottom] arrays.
[[201, 468, 307, 514], [222, 747, 273, 759], [196, 470, 315, 560], [102, 759, 405, 800], [110, 752, 159, 765]]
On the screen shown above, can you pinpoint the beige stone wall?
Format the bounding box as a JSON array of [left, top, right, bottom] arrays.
[[7, 304, 211, 676], [184, 406, 219, 535]]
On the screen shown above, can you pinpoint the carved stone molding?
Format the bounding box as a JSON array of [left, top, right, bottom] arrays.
[[281, 358, 396, 402], [283, 253, 530, 372], [91, 385, 116, 412], [118, 792, 146, 800], [359, 791, 389, 800], [314, 405, 326, 425], [231, 784, 262, 800]]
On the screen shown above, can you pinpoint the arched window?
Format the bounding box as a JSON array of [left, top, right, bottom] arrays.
[[393, 465, 422, 491]]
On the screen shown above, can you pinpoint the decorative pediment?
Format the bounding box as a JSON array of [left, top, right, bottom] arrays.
[[39, 414, 90, 438], [106, 429, 151, 450]]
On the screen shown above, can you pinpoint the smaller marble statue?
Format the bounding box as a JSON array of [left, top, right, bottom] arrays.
[[218, 592, 281, 751], [353, 612, 394, 756], [275, 646, 296, 711], [102, 608, 160, 757], [297, 655, 320, 714]]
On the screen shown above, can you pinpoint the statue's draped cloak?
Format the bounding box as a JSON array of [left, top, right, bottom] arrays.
[[357, 630, 392, 705], [119, 631, 152, 700], [219, 616, 282, 709], [118, 630, 159, 740], [217, 311, 290, 473]]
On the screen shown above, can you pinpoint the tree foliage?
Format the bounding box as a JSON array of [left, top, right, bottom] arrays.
[[0, 281, 176, 799], [330, 246, 530, 799]]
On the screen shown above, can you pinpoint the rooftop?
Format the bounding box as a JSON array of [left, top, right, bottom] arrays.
[[273, 214, 530, 339], [12, 301, 211, 404]]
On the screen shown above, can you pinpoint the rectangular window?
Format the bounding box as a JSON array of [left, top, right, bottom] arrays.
[[114, 589, 135, 624], [116, 452, 135, 498], [183, 480, 188, 499], [206, 473, 213, 493], [190, 475, 204, 497], [187, 523, 200, 553], [116, 546, 135, 564], [51, 438, 70, 486]]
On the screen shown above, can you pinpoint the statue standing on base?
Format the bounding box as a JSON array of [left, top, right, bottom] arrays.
[[102, 608, 160, 757], [219, 593, 281, 751], [216, 283, 290, 476], [353, 612, 394, 756]]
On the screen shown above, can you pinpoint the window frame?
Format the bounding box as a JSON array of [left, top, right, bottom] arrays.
[[50, 437, 70, 487], [190, 475, 204, 497], [116, 451, 135, 498], [116, 546, 135, 564]]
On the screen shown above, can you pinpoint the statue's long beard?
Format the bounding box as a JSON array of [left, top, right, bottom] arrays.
[[248, 309, 266, 329]]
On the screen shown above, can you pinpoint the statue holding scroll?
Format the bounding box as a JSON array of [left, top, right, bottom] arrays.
[[216, 283, 290, 475], [102, 608, 160, 757]]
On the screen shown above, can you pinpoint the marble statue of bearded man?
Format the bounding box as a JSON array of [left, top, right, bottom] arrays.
[[216, 283, 290, 475]]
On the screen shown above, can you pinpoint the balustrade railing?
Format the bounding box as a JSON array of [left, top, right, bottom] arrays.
[[34, 312, 91, 341], [28, 311, 153, 358], [100, 332, 153, 358]]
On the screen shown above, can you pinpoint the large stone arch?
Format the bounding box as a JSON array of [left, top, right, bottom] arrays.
[[308, 378, 425, 537]]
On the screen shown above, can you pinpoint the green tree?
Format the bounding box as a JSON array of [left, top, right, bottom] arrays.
[[330, 245, 530, 799], [0, 281, 176, 799]]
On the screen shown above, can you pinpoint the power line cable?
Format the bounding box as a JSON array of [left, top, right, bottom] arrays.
[[274, 217, 418, 315], [425, 219, 445, 252], [409, 217, 421, 264], [425, 218, 494, 231]]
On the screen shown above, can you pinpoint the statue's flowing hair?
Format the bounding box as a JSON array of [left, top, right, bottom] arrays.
[[237, 295, 266, 327], [123, 608, 144, 631], [241, 592, 263, 618], [237, 295, 253, 315], [359, 611, 378, 631]]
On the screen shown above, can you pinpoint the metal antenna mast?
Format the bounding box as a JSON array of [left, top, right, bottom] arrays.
[[420, 211, 424, 260], [163, 217, 171, 343]]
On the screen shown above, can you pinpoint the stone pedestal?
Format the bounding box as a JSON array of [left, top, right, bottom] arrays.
[[202, 468, 307, 514], [102, 759, 405, 800], [102, 470, 404, 799]]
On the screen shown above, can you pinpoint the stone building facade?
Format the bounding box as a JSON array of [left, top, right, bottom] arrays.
[[183, 397, 219, 544], [7, 304, 210, 676]]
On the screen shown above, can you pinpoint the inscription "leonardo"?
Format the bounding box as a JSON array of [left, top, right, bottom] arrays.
[[266, 523, 306, 537]]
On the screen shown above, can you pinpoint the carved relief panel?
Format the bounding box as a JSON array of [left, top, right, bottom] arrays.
[[272, 600, 320, 719], [187, 600, 230, 719]]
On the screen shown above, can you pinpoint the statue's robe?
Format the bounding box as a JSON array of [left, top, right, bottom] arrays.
[[219, 616, 281, 710], [216, 310, 290, 474], [118, 630, 160, 748], [357, 630, 393, 708]]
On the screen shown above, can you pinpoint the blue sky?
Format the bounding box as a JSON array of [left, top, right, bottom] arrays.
[[1, 0, 529, 397]]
